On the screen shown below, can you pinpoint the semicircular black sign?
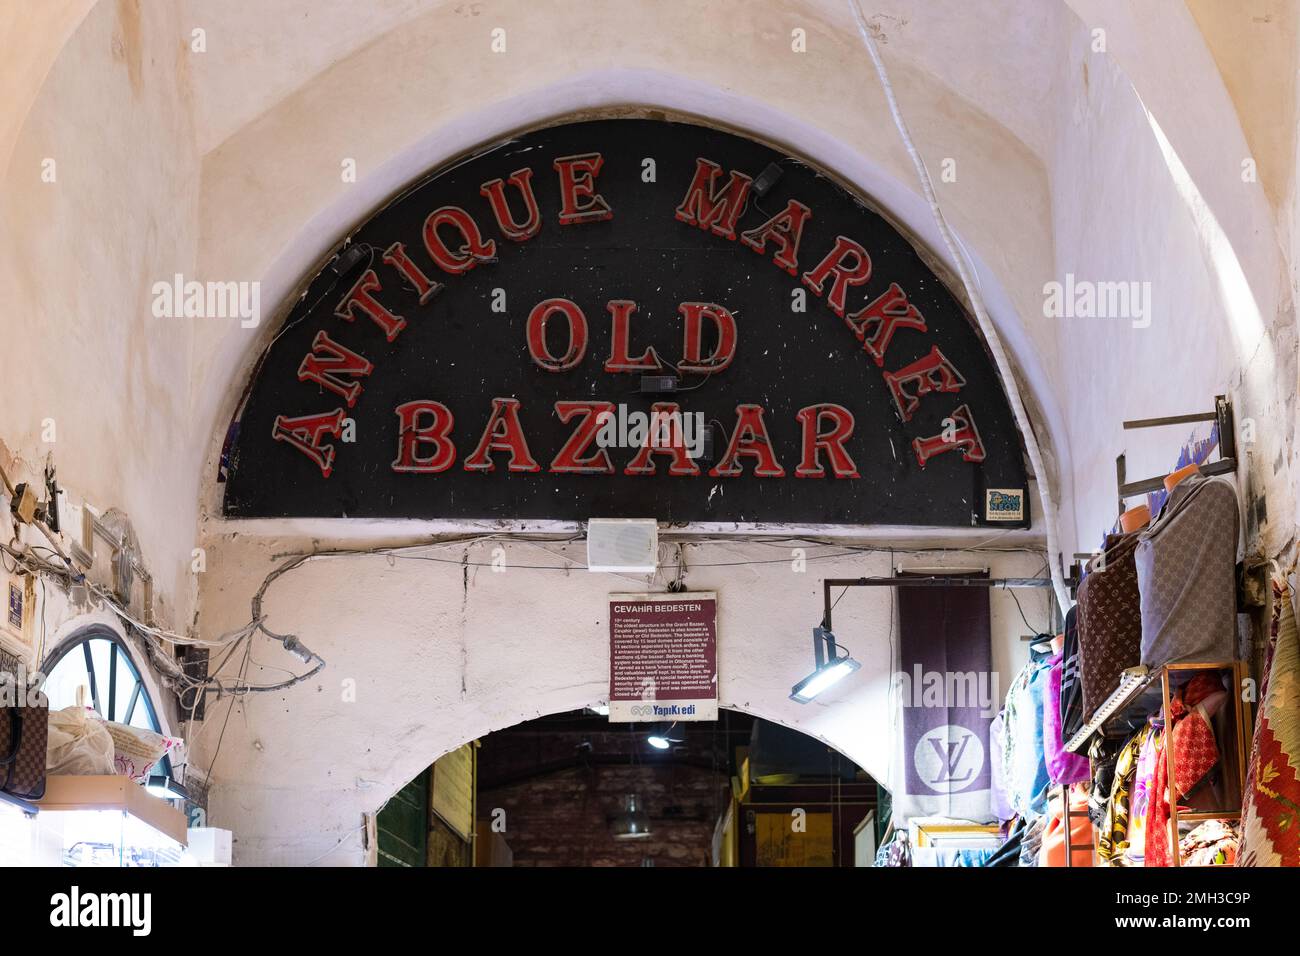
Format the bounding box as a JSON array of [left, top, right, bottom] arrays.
[[221, 119, 1028, 527]]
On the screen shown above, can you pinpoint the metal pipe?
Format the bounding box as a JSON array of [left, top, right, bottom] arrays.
[[821, 575, 1053, 631]]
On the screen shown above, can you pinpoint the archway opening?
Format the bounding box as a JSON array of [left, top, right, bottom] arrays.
[[376, 707, 882, 868]]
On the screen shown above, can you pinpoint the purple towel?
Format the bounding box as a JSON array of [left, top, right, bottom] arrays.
[[1044, 653, 1090, 785]]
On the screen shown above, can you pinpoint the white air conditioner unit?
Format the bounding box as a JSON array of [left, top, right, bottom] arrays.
[[586, 519, 658, 573]]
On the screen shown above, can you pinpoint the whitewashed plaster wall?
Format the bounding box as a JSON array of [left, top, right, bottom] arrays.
[[192, 535, 1049, 865], [0, 0, 202, 624], [1056, 0, 1297, 558]]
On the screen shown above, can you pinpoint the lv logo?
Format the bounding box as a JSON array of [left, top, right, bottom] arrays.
[[926, 731, 974, 786]]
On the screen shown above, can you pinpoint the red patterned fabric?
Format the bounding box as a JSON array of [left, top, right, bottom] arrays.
[[1147, 702, 1218, 867], [1239, 578, 1300, 867]]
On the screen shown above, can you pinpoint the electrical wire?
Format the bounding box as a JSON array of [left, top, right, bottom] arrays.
[[1002, 584, 1042, 636], [848, 0, 1072, 614]]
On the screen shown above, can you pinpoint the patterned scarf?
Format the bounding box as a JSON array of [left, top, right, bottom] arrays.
[[1238, 576, 1300, 866], [1146, 700, 1218, 867], [1097, 724, 1153, 864]]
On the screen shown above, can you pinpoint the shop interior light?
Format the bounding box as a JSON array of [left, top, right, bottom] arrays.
[[646, 722, 684, 750], [145, 775, 189, 803], [610, 794, 653, 840], [790, 626, 860, 703]]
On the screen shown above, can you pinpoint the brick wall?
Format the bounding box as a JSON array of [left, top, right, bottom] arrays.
[[477, 724, 737, 867], [480, 762, 725, 867]]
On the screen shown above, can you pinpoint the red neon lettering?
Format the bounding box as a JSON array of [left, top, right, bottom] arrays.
[[795, 404, 860, 478], [463, 398, 541, 472], [422, 206, 497, 275], [297, 330, 374, 408], [604, 300, 663, 373], [553, 153, 613, 226], [739, 199, 811, 275], [884, 346, 967, 422], [678, 302, 738, 374], [801, 236, 872, 317], [480, 168, 542, 242], [551, 401, 616, 474], [673, 158, 753, 241], [623, 403, 701, 477], [709, 405, 785, 478], [526, 298, 588, 372], [271, 408, 345, 478], [392, 401, 457, 473], [334, 269, 406, 342], [912, 404, 987, 468]]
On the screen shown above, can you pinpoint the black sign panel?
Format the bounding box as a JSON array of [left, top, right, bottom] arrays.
[[221, 119, 1028, 526]]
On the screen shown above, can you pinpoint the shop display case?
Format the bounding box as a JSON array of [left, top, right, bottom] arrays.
[[30, 774, 188, 867]]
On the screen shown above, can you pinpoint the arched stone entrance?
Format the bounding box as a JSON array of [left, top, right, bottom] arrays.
[[194, 113, 1052, 865]]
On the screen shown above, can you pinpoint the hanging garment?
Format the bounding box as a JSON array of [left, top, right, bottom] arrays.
[[1125, 716, 1164, 866], [1088, 735, 1123, 826], [1076, 533, 1143, 721], [1239, 576, 1300, 867], [1039, 785, 1095, 867], [873, 831, 912, 867], [988, 711, 1014, 822], [1019, 813, 1046, 867], [1059, 606, 1085, 742], [1097, 724, 1154, 864], [1009, 647, 1053, 819], [912, 846, 996, 867], [984, 817, 1027, 867], [1146, 693, 1221, 867], [1045, 651, 1091, 785], [1000, 662, 1031, 798], [1135, 474, 1239, 666]]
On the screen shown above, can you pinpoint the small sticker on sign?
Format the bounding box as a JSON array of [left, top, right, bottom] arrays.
[[8, 582, 23, 629], [985, 488, 1025, 522]]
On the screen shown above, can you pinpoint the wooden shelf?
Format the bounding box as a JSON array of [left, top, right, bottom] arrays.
[[1177, 810, 1241, 823]]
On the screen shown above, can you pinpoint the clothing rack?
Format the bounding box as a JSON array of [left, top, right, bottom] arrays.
[[1057, 782, 1091, 867], [1114, 394, 1237, 510]]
